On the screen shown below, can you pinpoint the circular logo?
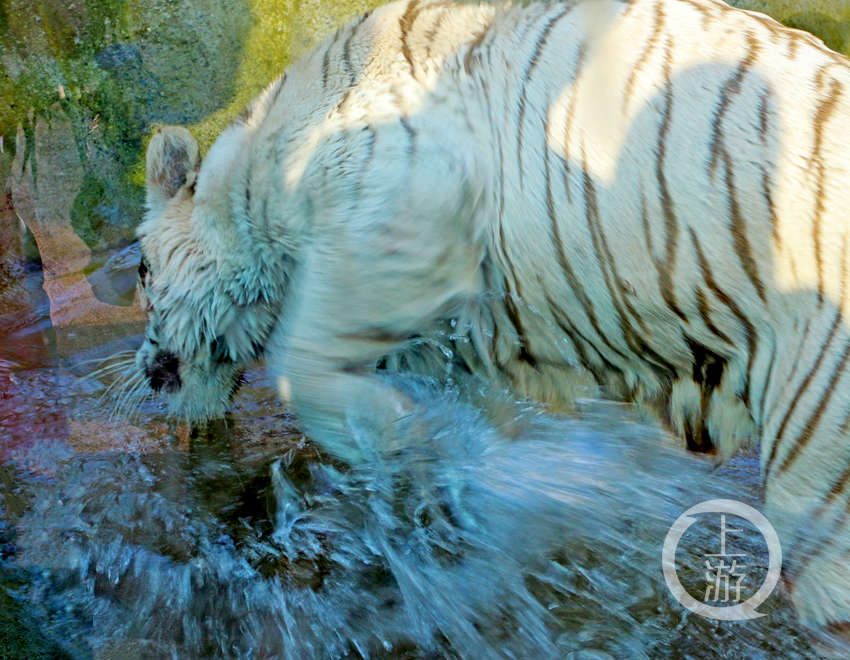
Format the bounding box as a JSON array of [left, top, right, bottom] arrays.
[[661, 499, 782, 621]]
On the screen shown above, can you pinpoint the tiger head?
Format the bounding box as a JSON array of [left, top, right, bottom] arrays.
[[134, 126, 285, 420]]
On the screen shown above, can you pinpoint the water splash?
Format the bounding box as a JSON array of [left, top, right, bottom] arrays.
[[5, 375, 828, 659]]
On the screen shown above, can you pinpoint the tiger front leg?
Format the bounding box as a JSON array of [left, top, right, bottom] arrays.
[[269, 129, 489, 463], [276, 343, 416, 464], [271, 239, 484, 464]]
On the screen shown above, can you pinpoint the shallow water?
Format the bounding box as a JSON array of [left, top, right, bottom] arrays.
[[3, 0, 850, 656], [0, 340, 840, 660]]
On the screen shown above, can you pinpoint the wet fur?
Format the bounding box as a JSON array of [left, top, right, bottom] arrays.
[[138, 0, 850, 626]]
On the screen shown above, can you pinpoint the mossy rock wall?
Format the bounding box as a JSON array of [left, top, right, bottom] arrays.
[[1, 0, 381, 258]]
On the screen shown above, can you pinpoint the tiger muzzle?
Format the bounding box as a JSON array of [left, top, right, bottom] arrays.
[[146, 351, 182, 393]]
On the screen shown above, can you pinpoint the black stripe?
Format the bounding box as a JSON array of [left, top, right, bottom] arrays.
[[560, 44, 586, 205], [618, 0, 639, 18], [544, 139, 629, 363], [677, 0, 715, 20], [619, 278, 649, 334], [544, 288, 619, 382], [682, 335, 727, 453], [516, 5, 571, 190], [695, 286, 732, 345], [543, 290, 591, 367], [816, 432, 850, 509], [423, 9, 446, 58], [760, 165, 784, 252], [689, 228, 757, 405], [708, 33, 760, 176], [757, 90, 771, 140], [810, 72, 843, 306], [732, 9, 784, 47], [504, 286, 538, 369], [400, 117, 417, 158], [351, 127, 377, 204], [234, 103, 254, 126], [757, 337, 777, 431], [723, 151, 767, 303], [766, 317, 811, 425], [767, 314, 842, 473], [499, 259, 538, 370], [774, 340, 850, 476], [704, 40, 768, 311], [463, 26, 489, 74], [270, 73, 286, 105], [322, 29, 342, 88], [787, 30, 800, 59], [243, 161, 254, 227], [768, 235, 850, 474], [399, 0, 422, 75], [496, 224, 530, 363], [339, 327, 413, 344], [640, 185, 654, 254], [343, 14, 369, 85], [655, 39, 688, 323], [579, 144, 678, 375], [622, 2, 665, 114]]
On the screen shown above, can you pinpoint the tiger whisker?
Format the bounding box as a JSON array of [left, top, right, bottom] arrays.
[[100, 368, 147, 417], [96, 370, 136, 409], [87, 360, 138, 380], [76, 349, 137, 365], [109, 371, 151, 423]]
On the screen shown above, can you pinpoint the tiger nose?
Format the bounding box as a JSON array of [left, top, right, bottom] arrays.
[[146, 351, 182, 393]]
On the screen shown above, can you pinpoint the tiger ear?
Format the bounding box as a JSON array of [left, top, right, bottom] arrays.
[[145, 126, 201, 216]]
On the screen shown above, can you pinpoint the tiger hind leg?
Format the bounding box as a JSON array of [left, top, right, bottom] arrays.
[[760, 323, 850, 625]]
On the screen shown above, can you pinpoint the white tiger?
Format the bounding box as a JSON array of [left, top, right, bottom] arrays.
[[136, 0, 850, 627]]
